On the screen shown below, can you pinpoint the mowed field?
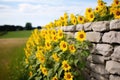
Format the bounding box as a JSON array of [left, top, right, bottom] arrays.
[[0, 30, 32, 80]]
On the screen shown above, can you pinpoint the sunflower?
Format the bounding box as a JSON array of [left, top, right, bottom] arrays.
[[52, 53, 60, 62], [45, 41, 52, 50], [64, 12, 68, 20], [51, 29, 56, 36], [113, 8, 120, 19], [64, 72, 73, 80], [71, 17, 77, 25], [76, 30, 86, 42], [60, 41, 68, 52], [69, 44, 76, 53], [87, 12, 95, 22], [62, 60, 71, 71], [70, 13, 75, 19], [95, 6, 100, 13], [85, 8, 92, 18], [57, 29, 64, 39], [39, 56, 46, 64], [40, 65, 48, 76], [64, 21, 68, 26], [36, 51, 46, 64], [112, 0, 120, 7], [60, 16, 64, 23], [52, 75, 58, 80], [29, 71, 33, 77], [77, 15, 85, 24], [52, 35, 58, 42], [98, 0, 106, 7]]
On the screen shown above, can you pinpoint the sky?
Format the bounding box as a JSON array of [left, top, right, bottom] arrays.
[[0, 0, 112, 27]]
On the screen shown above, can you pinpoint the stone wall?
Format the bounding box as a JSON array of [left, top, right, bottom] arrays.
[[57, 19, 120, 80]]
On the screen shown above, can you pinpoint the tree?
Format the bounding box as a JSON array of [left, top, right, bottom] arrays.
[[25, 22, 32, 30]]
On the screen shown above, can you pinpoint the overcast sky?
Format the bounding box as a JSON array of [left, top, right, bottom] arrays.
[[0, 0, 112, 27]]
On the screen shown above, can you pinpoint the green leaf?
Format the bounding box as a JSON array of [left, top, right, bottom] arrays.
[[47, 69, 54, 78], [58, 68, 63, 78], [74, 59, 79, 66], [28, 73, 37, 80], [35, 76, 42, 80], [53, 46, 61, 53], [54, 63, 60, 72]]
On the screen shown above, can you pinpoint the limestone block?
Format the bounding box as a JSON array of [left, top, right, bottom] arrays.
[[61, 25, 76, 32], [111, 46, 120, 62], [87, 54, 104, 64], [106, 61, 120, 75], [92, 21, 110, 32], [84, 22, 92, 31], [90, 63, 109, 75], [102, 31, 120, 44], [96, 44, 113, 56], [91, 72, 109, 80], [76, 24, 83, 31], [110, 75, 120, 80], [64, 32, 75, 38], [110, 19, 120, 30], [86, 32, 101, 42]]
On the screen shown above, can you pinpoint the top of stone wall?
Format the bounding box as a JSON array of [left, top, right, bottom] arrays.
[[59, 19, 120, 32]]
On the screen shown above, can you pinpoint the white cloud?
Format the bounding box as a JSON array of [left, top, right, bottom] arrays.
[[0, 2, 92, 26], [1, 0, 112, 26]]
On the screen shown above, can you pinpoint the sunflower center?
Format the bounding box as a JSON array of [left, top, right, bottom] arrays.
[[88, 10, 91, 13], [116, 11, 120, 16], [100, 2, 104, 6], [64, 64, 68, 68], [74, 19, 76, 23], [54, 37, 56, 40], [54, 78, 57, 80], [59, 33, 62, 36], [115, 1, 119, 4], [90, 14, 93, 18], [71, 46, 74, 50], [67, 74, 71, 79], [79, 17, 82, 21], [63, 43, 66, 48], [47, 43, 50, 46], [96, 8, 98, 10], [79, 34, 84, 38]]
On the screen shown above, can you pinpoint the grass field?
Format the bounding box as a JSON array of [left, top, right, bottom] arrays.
[[0, 30, 32, 38], [0, 30, 32, 80]]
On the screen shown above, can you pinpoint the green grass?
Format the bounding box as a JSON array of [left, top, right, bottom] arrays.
[[0, 30, 32, 80], [0, 30, 32, 38], [0, 38, 28, 80]]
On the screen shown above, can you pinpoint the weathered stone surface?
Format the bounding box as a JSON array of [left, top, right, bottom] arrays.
[[61, 25, 76, 32], [111, 46, 120, 62], [84, 22, 92, 31], [110, 19, 120, 30], [64, 32, 75, 38], [92, 21, 110, 32], [106, 61, 120, 75], [86, 32, 101, 42], [76, 24, 83, 31], [90, 77, 97, 80], [102, 31, 120, 44], [89, 63, 108, 75], [110, 75, 120, 80], [96, 44, 113, 56], [87, 55, 104, 64], [91, 72, 109, 80]]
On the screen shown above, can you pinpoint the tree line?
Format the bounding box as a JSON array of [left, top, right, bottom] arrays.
[[0, 22, 41, 31]]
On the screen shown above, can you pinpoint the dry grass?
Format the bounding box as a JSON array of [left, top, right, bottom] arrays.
[[0, 38, 28, 80]]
